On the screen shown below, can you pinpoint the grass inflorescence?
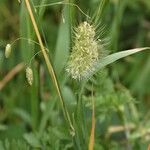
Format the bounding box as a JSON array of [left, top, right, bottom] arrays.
[[66, 21, 99, 80]]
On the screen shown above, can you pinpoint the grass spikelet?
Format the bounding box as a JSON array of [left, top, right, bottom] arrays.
[[26, 67, 33, 86], [66, 21, 99, 80], [5, 44, 12, 58]]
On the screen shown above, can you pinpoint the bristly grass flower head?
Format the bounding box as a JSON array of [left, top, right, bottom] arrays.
[[66, 21, 100, 80]]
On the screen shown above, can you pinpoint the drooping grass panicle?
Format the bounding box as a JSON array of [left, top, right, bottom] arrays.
[[5, 44, 12, 58], [5, 37, 49, 65], [26, 66, 33, 86]]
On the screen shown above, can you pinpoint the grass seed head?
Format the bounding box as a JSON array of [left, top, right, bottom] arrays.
[[5, 44, 12, 58], [26, 67, 33, 86], [66, 21, 99, 80]]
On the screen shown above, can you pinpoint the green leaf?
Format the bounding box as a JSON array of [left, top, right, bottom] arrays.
[[89, 47, 150, 78], [98, 47, 150, 69], [23, 133, 41, 148], [0, 124, 7, 131], [20, 1, 34, 62], [93, 0, 109, 24], [39, 0, 49, 17], [54, 5, 70, 76], [13, 108, 31, 125], [0, 141, 4, 150]]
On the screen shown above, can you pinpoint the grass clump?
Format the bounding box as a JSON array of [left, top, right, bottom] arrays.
[[0, 0, 150, 150]]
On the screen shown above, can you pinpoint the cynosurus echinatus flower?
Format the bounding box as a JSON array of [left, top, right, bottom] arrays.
[[66, 21, 99, 80]]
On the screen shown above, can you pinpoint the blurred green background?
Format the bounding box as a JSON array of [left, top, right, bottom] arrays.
[[0, 0, 150, 149]]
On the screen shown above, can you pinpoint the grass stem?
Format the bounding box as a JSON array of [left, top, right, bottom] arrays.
[[24, 0, 74, 133]]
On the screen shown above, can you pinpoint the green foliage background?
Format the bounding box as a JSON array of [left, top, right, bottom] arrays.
[[0, 0, 150, 149]]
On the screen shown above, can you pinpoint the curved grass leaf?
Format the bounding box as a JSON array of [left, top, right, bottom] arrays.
[[99, 47, 150, 68], [89, 47, 150, 79]]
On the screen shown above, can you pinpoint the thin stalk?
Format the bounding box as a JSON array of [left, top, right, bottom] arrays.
[[92, 0, 109, 24], [11, 37, 48, 51], [30, 63, 40, 130], [75, 81, 87, 149], [117, 108, 132, 149], [88, 84, 95, 150], [34, 1, 90, 19], [24, 0, 74, 133]]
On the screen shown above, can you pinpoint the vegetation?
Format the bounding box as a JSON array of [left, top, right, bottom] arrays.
[[0, 0, 150, 149]]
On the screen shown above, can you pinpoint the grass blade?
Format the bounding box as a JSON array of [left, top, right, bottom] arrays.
[[97, 47, 150, 70], [86, 47, 150, 79], [54, 4, 70, 76]]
